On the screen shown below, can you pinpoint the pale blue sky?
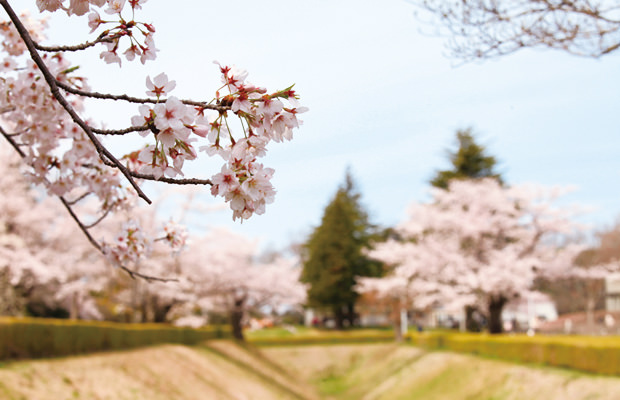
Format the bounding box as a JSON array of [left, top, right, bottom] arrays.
[[39, 0, 620, 251]]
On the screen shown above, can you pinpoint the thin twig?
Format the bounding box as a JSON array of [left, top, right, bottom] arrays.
[[117, 264, 179, 282], [33, 32, 118, 52], [58, 196, 104, 251], [0, 124, 25, 157], [128, 171, 213, 186], [91, 125, 150, 135], [83, 206, 113, 229], [64, 192, 91, 205], [57, 80, 228, 111], [99, 157, 213, 185], [58, 196, 178, 282]]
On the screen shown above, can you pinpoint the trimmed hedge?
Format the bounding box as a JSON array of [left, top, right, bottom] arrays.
[[0, 317, 231, 360], [408, 331, 620, 376], [5, 319, 619, 376]]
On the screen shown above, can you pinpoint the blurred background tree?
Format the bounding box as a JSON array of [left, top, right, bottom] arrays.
[[430, 128, 502, 189], [536, 221, 620, 319], [301, 171, 383, 329], [411, 0, 620, 61], [430, 129, 503, 331]]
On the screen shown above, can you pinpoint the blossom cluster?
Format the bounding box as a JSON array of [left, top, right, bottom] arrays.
[[130, 66, 307, 221], [161, 219, 188, 252], [101, 218, 187, 265], [102, 220, 149, 265], [207, 62, 307, 220]]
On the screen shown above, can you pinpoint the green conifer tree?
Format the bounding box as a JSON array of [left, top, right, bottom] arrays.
[[430, 128, 502, 189], [301, 171, 382, 329]]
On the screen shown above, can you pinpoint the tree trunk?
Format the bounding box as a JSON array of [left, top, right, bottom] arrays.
[[488, 295, 508, 334], [346, 303, 356, 327], [70, 292, 78, 320], [153, 298, 175, 323], [139, 297, 151, 323], [465, 305, 482, 332], [586, 297, 595, 334], [230, 297, 245, 341], [333, 306, 344, 330], [393, 318, 403, 341]]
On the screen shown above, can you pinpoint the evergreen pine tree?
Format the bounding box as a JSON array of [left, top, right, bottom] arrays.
[[301, 171, 382, 329], [430, 128, 502, 189]]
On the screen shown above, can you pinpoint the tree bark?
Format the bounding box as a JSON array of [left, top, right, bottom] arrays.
[[230, 297, 246, 341], [488, 295, 508, 334]]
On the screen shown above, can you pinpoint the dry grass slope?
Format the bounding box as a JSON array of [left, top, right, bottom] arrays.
[[1, 341, 620, 399], [0, 343, 309, 400], [261, 343, 620, 400]]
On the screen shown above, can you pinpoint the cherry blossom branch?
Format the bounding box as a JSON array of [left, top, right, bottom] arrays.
[[33, 32, 119, 52], [58, 197, 177, 282], [57, 196, 103, 251], [2, 123, 176, 283], [63, 196, 178, 284], [98, 157, 213, 185], [0, 0, 151, 204], [127, 172, 213, 186], [117, 264, 178, 282], [60, 193, 178, 283], [91, 125, 150, 135], [56, 80, 228, 111]]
